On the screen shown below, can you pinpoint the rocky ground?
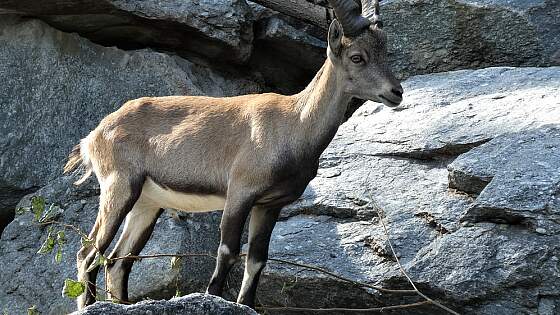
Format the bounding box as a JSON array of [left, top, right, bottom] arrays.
[[71, 293, 256, 315], [0, 0, 559, 314]]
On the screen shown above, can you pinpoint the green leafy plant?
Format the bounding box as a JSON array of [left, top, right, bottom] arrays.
[[26, 306, 38, 315], [31, 196, 45, 222], [62, 279, 86, 299]]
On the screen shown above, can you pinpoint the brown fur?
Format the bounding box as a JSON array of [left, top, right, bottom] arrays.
[[65, 16, 402, 310]]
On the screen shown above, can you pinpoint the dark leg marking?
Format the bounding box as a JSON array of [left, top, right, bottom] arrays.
[[206, 193, 255, 296], [237, 206, 281, 307]]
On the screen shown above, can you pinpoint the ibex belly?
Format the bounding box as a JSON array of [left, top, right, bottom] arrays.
[[140, 178, 226, 212]]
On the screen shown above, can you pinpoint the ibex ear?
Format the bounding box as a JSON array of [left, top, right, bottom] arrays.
[[328, 19, 343, 57]]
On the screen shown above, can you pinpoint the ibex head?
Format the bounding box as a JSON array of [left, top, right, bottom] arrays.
[[327, 0, 403, 107]]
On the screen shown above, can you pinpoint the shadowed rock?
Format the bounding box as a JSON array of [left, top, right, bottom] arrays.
[[382, 0, 560, 78], [0, 0, 253, 63]]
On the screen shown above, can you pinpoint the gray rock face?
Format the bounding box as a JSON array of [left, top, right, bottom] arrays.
[[0, 16, 262, 234], [248, 2, 327, 93], [253, 67, 560, 314], [322, 67, 560, 160], [382, 0, 560, 78], [1, 19, 559, 313], [3, 67, 557, 315], [3, 0, 557, 81], [249, 0, 560, 90], [450, 126, 560, 233], [0, 0, 253, 63], [71, 293, 256, 315]]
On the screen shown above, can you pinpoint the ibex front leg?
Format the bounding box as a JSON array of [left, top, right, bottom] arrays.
[[237, 206, 281, 307], [206, 190, 255, 296]]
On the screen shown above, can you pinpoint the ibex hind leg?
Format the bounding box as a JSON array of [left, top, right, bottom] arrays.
[[76, 172, 144, 309], [106, 202, 163, 303]]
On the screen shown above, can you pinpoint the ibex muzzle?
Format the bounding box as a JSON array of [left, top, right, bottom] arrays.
[[65, 0, 402, 310]]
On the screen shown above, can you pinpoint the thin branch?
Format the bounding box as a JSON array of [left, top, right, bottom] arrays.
[[39, 219, 102, 256], [38, 205, 455, 313], [257, 300, 430, 312], [108, 252, 216, 262], [368, 197, 461, 315], [109, 252, 414, 294], [261, 255, 416, 294]]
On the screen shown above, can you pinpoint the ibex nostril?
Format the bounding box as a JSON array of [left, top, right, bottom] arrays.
[[391, 88, 403, 98]]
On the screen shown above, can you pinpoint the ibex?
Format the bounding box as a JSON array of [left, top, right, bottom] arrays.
[[64, 0, 402, 309]]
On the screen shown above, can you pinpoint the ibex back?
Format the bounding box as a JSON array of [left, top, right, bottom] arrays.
[[64, 0, 403, 309]]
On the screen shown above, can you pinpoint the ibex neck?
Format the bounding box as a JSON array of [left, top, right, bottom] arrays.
[[294, 58, 351, 153]]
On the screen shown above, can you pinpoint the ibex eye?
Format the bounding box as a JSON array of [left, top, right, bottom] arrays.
[[351, 55, 363, 64]]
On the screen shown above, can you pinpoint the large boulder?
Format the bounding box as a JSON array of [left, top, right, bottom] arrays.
[[0, 0, 253, 63], [383, 0, 560, 78], [0, 16, 262, 234], [2, 67, 558, 315], [72, 293, 256, 315], [3, 0, 558, 82], [254, 66, 560, 314]]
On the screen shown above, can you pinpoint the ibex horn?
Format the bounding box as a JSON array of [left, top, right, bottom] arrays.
[[327, 0, 370, 36], [361, 0, 382, 26]]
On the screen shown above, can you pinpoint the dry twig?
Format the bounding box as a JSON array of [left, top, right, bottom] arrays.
[[368, 195, 460, 315], [256, 300, 430, 312]]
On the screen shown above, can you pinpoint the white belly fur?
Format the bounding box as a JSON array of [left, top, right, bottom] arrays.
[[139, 178, 226, 212]]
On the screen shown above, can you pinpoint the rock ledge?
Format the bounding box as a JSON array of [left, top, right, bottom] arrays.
[[71, 293, 257, 315]]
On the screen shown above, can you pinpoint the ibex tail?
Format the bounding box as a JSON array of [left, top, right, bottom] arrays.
[[64, 142, 92, 185]]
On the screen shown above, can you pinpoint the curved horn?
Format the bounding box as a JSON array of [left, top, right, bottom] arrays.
[[327, 0, 370, 36], [361, 0, 381, 25]]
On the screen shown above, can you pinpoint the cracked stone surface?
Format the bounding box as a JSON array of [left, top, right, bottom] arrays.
[[322, 67, 560, 160], [72, 293, 256, 315], [0, 16, 262, 234], [449, 126, 560, 234]]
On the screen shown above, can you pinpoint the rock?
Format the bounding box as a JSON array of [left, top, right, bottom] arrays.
[[382, 0, 560, 78], [248, 2, 327, 93], [1, 63, 559, 314], [321, 67, 560, 160], [71, 293, 256, 315], [251, 0, 560, 95], [251, 67, 560, 314], [0, 0, 253, 63], [0, 176, 222, 315], [0, 199, 15, 236], [0, 16, 262, 234], [449, 126, 560, 233], [2, 0, 557, 83]]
